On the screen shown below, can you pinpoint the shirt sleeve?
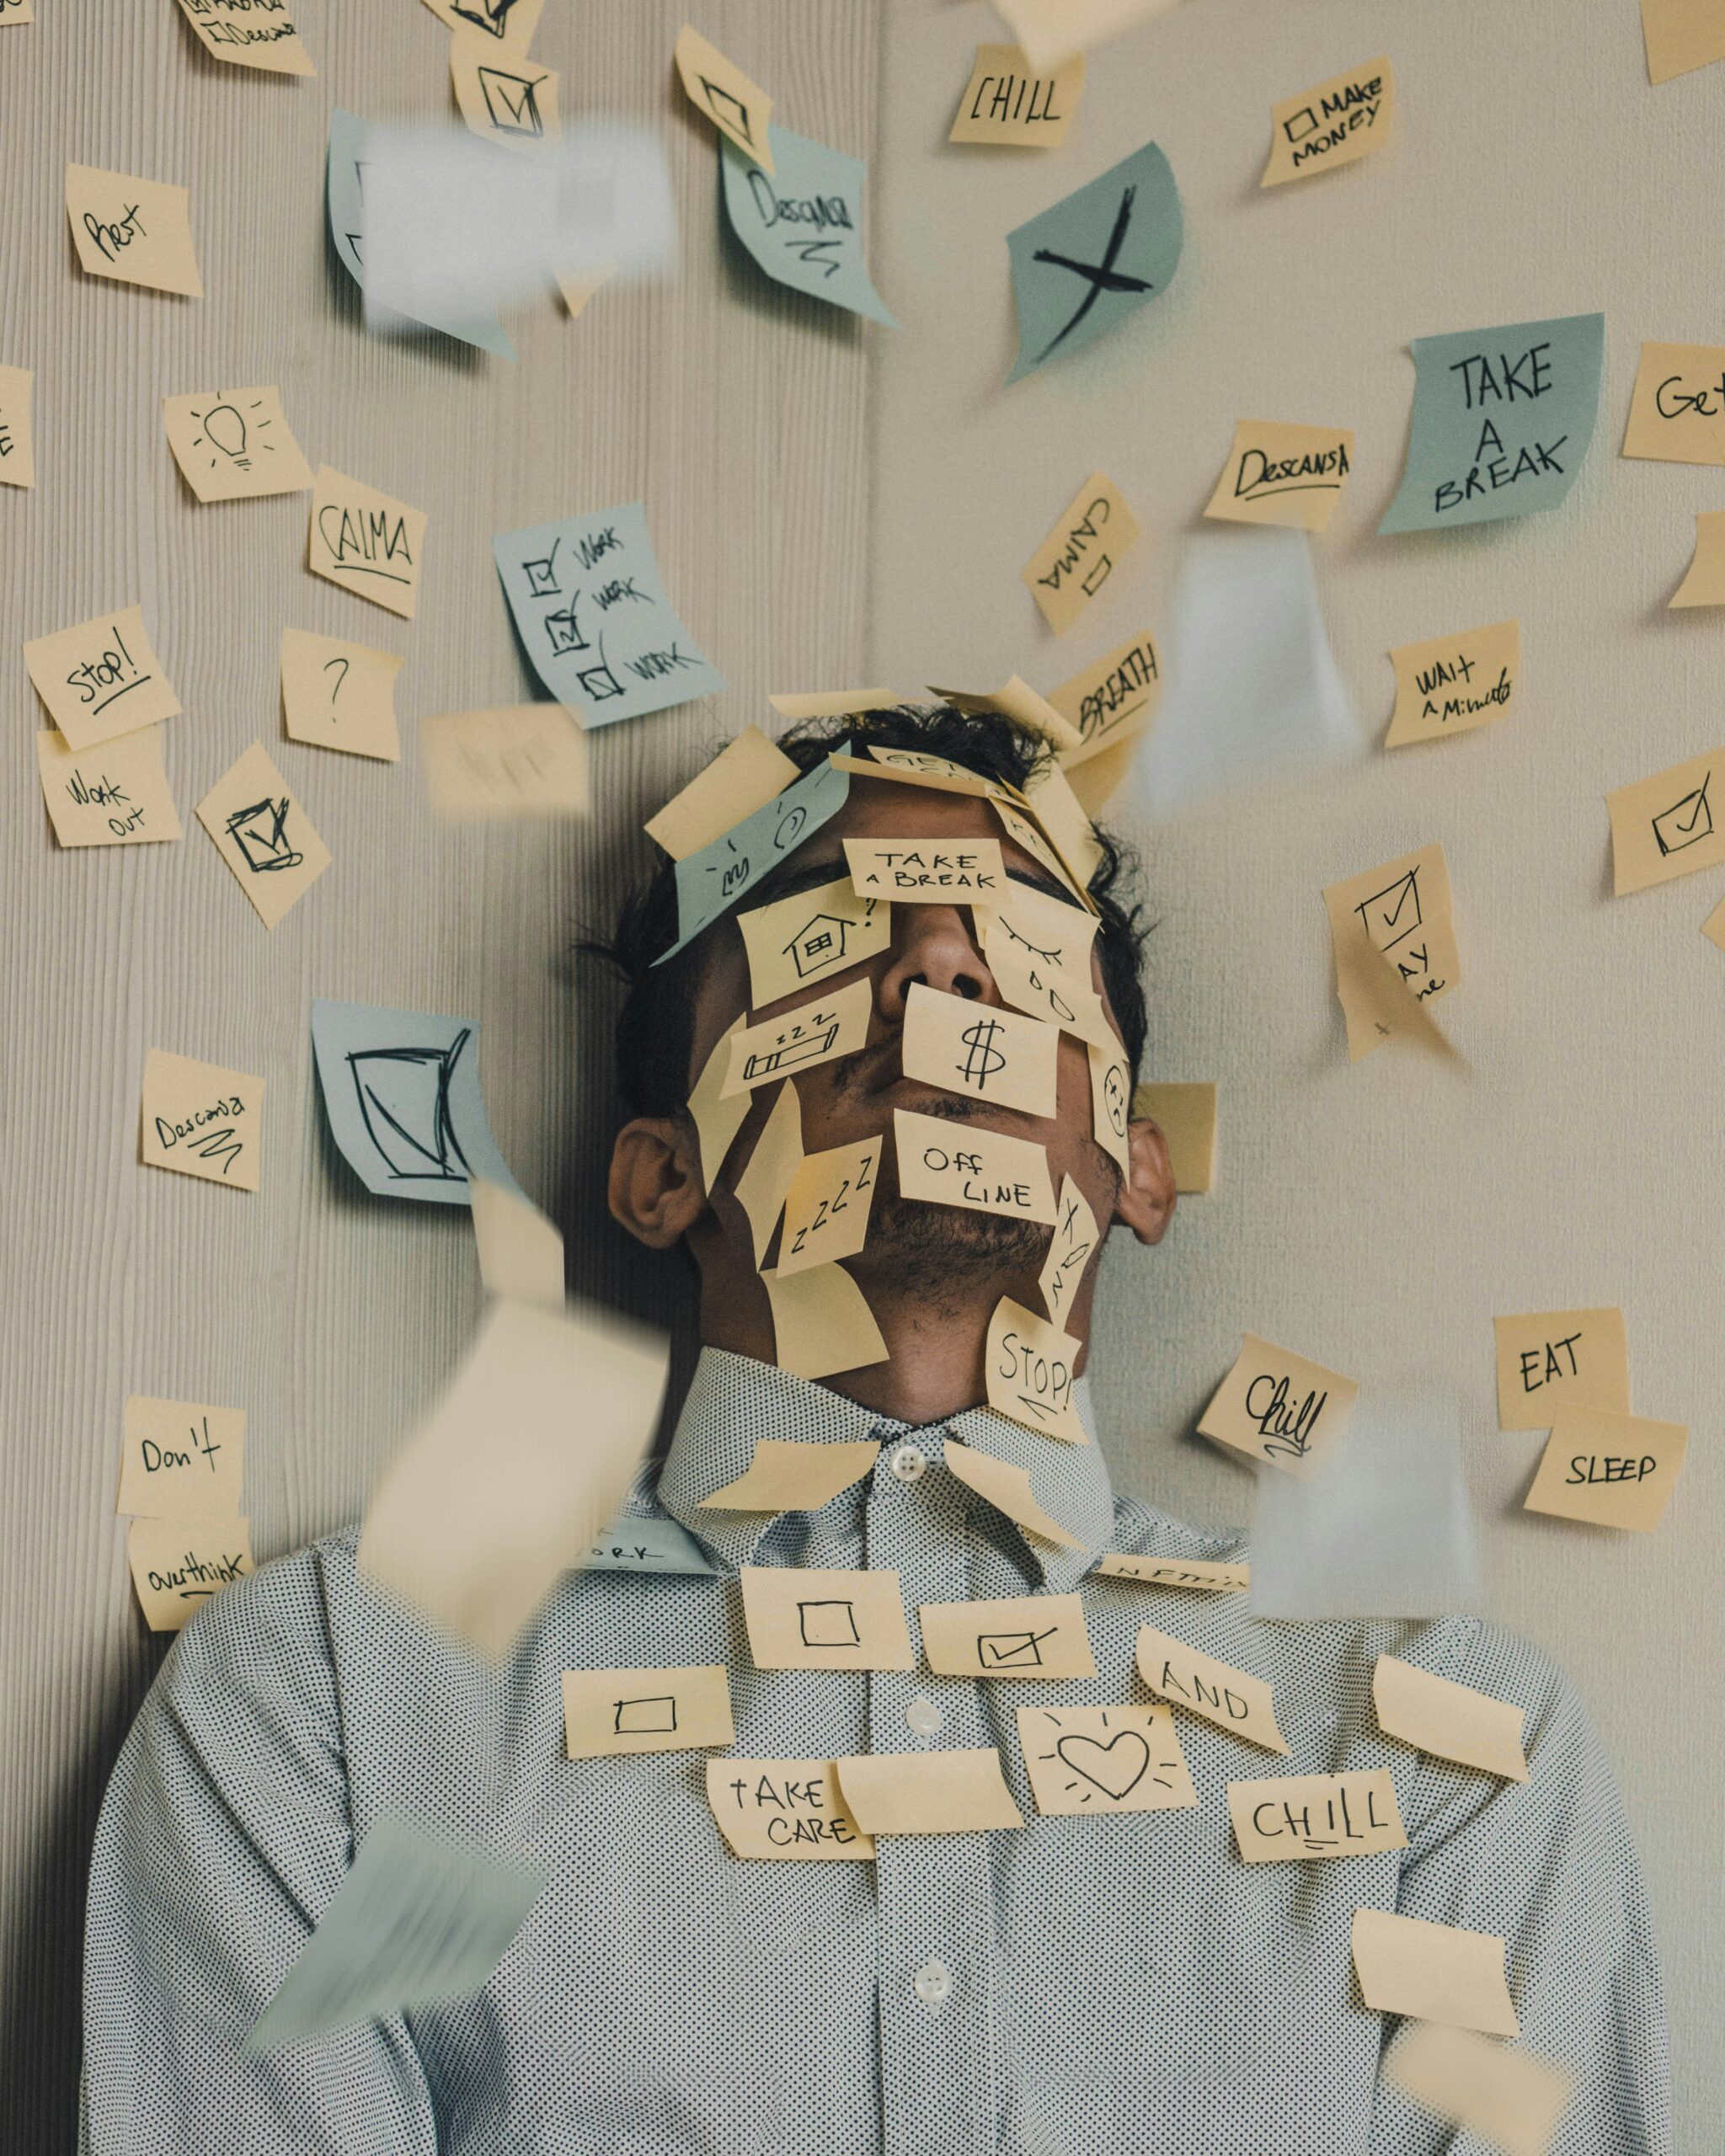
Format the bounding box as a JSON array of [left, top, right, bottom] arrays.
[[1369, 1621, 1673, 2156], [81, 1547, 438, 2156]]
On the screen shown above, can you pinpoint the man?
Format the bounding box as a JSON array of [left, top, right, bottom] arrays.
[[83, 706, 1669, 2154]]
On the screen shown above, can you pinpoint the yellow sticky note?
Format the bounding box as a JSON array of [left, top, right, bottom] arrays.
[[1093, 1551, 1249, 1592], [555, 265, 613, 318], [24, 604, 180, 750], [1261, 56, 1394, 186], [1642, 0, 1725, 83], [127, 1515, 254, 1631], [1323, 842, 1460, 1059], [65, 164, 203, 297], [307, 467, 425, 619], [116, 1396, 244, 1518], [777, 1139, 879, 1277], [943, 1440, 1082, 1550], [139, 1049, 264, 1192], [1372, 1654, 1529, 1782], [706, 1758, 874, 1860], [1607, 744, 1725, 891], [761, 1260, 889, 1380], [843, 835, 1007, 903], [1135, 1625, 1289, 1753], [175, 0, 315, 72], [1622, 342, 1725, 464], [978, 899, 1112, 1049], [1351, 1908, 1519, 2038], [421, 706, 590, 821], [418, 0, 546, 49], [919, 1591, 1094, 1678], [1132, 1081, 1215, 1193], [195, 742, 331, 928], [1017, 1702, 1193, 1816], [894, 1107, 1057, 1225], [470, 1177, 564, 1310], [646, 727, 798, 858], [1022, 473, 1140, 636], [724, 977, 873, 1097], [1198, 1331, 1359, 1476], [702, 1437, 879, 1513], [949, 43, 1082, 147], [1229, 1770, 1407, 1862], [1493, 1308, 1630, 1428], [739, 1564, 912, 1670], [562, 1665, 734, 1758], [995, 0, 1176, 72], [673, 24, 774, 171], [281, 628, 402, 761], [769, 688, 896, 721], [1020, 756, 1103, 888], [738, 878, 889, 1007], [902, 985, 1059, 1119], [0, 363, 35, 488], [1524, 1406, 1688, 1533], [38, 727, 181, 849], [1704, 889, 1725, 952], [1038, 1174, 1098, 1329], [980, 872, 1098, 988], [0, 1, 33, 22], [1669, 510, 1725, 606], [1386, 2023, 1572, 2156], [837, 1749, 1023, 1834], [1204, 420, 1356, 532], [451, 31, 559, 149], [687, 1015, 750, 1192], [992, 795, 1095, 912], [931, 675, 1086, 755], [163, 386, 312, 501], [1088, 1038, 1131, 1178], [1384, 618, 1519, 749], [733, 1080, 803, 1266], [986, 1297, 1087, 1444], [1049, 631, 1160, 775]]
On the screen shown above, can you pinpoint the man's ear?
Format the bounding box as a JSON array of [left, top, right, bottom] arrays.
[[1113, 1116, 1176, 1246], [609, 1117, 708, 1249]]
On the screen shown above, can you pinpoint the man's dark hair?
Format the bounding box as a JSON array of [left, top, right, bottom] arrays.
[[590, 703, 1151, 1121]]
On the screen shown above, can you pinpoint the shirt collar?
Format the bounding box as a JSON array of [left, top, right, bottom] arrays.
[[656, 1347, 1116, 1592]]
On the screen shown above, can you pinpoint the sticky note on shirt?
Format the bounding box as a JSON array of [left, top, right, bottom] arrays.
[[117, 1396, 244, 1517], [702, 1437, 879, 1514], [1017, 1703, 1193, 1815], [1493, 1308, 1630, 1428], [128, 1514, 253, 1631], [281, 628, 402, 760], [1524, 1406, 1688, 1532], [1385, 619, 1519, 747], [1093, 1551, 1248, 1592], [421, 706, 590, 821], [837, 1749, 1023, 1833], [1261, 56, 1393, 187], [1642, 0, 1725, 84], [777, 1139, 879, 1277], [308, 468, 425, 618], [174, 0, 316, 75], [1022, 472, 1140, 636], [1229, 1770, 1406, 1861], [1621, 341, 1725, 464], [844, 836, 1005, 901], [0, 363, 34, 488], [1380, 312, 1605, 534], [1132, 1082, 1215, 1194], [140, 1049, 264, 1191], [719, 125, 897, 328], [196, 743, 331, 928], [944, 1440, 1082, 1550], [903, 985, 1059, 1119], [950, 42, 1082, 147], [1350, 1908, 1519, 2037], [450, 33, 558, 150], [761, 1261, 889, 1380], [1372, 1654, 1529, 1781], [1669, 511, 1725, 606], [739, 878, 889, 1008], [1038, 1175, 1098, 1329], [986, 1297, 1086, 1444], [563, 1664, 734, 1758], [38, 727, 181, 849], [1608, 744, 1725, 891], [1386, 2022, 1572, 2156], [740, 1564, 913, 1670], [66, 164, 203, 296], [1323, 841, 1460, 1059], [920, 1591, 1094, 1678], [675, 24, 773, 169], [1204, 421, 1356, 532], [163, 387, 312, 502], [24, 604, 181, 750], [1135, 1626, 1288, 1752], [647, 728, 798, 860], [707, 1758, 874, 1860], [1199, 1332, 1359, 1476], [894, 1108, 1057, 1225], [724, 976, 873, 1097]]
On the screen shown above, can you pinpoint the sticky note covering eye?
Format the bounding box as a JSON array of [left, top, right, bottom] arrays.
[[420, 707, 590, 821], [1228, 1770, 1406, 1862], [739, 878, 888, 1008], [140, 1049, 264, 1192], [1523, 1406, 1688, 1533], [707, 1758, 875, 1860], [724, 976, 872, 1097], [174, 0, 316, 75], [920, 1591, 1094, 1679], [1204, 420, 1356, 533], [1372, 1654, 1529, 1781], [666, 753, 852, 958], [836, 1749, 1023, 1833], [1607, 744, 1725, 892], [894, 1107, 1057, 1225], [1198, 1332, 1359, 1476], [128, 1515, 254, 1630], [1385, 619, 1519, 748], [1378, 312, 1605, 534], [24, 604, 181, 750], [903, 985, 1059, 1119], [647, 728, 798, 861], [1261, 57, 1394, 188], [0, 363, 35, 488], [674, 24, 774, 170], [563, 1665, 734, 1758], [117, 1396, 245, 1518], [309, 467, 426, 619], [38, 728, 181, 849], [281, 629, 403, 762], [719, 125, 897, 328], [1135, 1626, 1289, 1753], [986, 1297, 1087, 1444], [1022, 472, 1140, 635], [740, 1565, 912, 1671], [195, 743, 331, 928], [66, 164, 204, 296], [1350, 1908, 1519, 2038], [163, 387, 313, 502], [950, 44, 1082, 148], [777, 1139, 879, 1277], [1017, 1704, 1194, 1817], [1493, 1308, 1630, 1428], [845, 836, 1005, 900], [1322, 841, 1459, 1060]]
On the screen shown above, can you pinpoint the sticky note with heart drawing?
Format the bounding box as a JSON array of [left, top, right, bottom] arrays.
[[1014, 1702, 1195, 1817]]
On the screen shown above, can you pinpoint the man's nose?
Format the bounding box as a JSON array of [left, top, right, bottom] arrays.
[[873, 905, 999, 1022]]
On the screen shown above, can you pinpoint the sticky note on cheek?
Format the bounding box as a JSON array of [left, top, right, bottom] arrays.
[[1493, 1308, 1630, 1428], [723, 977, 873, 1097]]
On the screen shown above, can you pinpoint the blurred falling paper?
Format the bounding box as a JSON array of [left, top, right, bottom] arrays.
[[1134, 525, 1360, 817], [359, 122, 674, 334], [358, 1299, 669, 1657], [246, 1815, 545, 2053], [1248, 1379, 1483, 1620]]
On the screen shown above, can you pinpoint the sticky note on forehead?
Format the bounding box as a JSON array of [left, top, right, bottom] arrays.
[[1493, 1308, 1629, 1428], [844, 836, 1004, 900], [665, 753, 852, 960], [646, 728, 798, 859]]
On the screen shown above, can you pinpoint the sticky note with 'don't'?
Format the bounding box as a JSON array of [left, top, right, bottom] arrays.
[[117, 1395, 244, 1518]]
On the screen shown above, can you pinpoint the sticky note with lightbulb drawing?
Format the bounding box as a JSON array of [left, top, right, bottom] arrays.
[[162, 387, 314, 504]]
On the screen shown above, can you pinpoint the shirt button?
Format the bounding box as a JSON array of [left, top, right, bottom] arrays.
[[890, 1444, 927, 1484], [913, 1957, 953, 2007], [905, 1696, 943, 1737]]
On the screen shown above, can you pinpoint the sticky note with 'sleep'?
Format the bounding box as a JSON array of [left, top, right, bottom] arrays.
[[1523, 1405, 1688, 1532]]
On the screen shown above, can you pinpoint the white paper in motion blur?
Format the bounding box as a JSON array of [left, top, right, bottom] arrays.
[[1248, 1378, 1483, 1620], [1134, 525, 1361, 817], [360, 123, 676, 333], [357, 1298, 669, 1657]]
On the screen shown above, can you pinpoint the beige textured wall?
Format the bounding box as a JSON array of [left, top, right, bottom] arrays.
[[0, 1, 877, 2139], [868, 0, 1718, 2141]]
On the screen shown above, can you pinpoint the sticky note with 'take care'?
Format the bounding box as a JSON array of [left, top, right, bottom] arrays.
[[1016, 1703, 1193, 1816], [706, 1758, 873, 1860]]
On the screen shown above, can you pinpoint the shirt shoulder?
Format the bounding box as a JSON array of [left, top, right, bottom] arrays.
[[1105, 1492, 1249, 1565]]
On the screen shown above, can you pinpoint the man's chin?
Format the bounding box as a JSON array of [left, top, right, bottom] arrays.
[[841, 1193, 1050, 1305]]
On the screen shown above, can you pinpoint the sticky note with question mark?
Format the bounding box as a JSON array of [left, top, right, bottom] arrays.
[[280, 628, 403, 761]]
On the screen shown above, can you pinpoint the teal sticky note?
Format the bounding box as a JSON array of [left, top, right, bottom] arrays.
[[584, 1509, 718, 1575], [660, 750, 852, 963], [1005, 141, 1183, 384], [720, 123, 898, 328], [1379, 312, 1605, 533]]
